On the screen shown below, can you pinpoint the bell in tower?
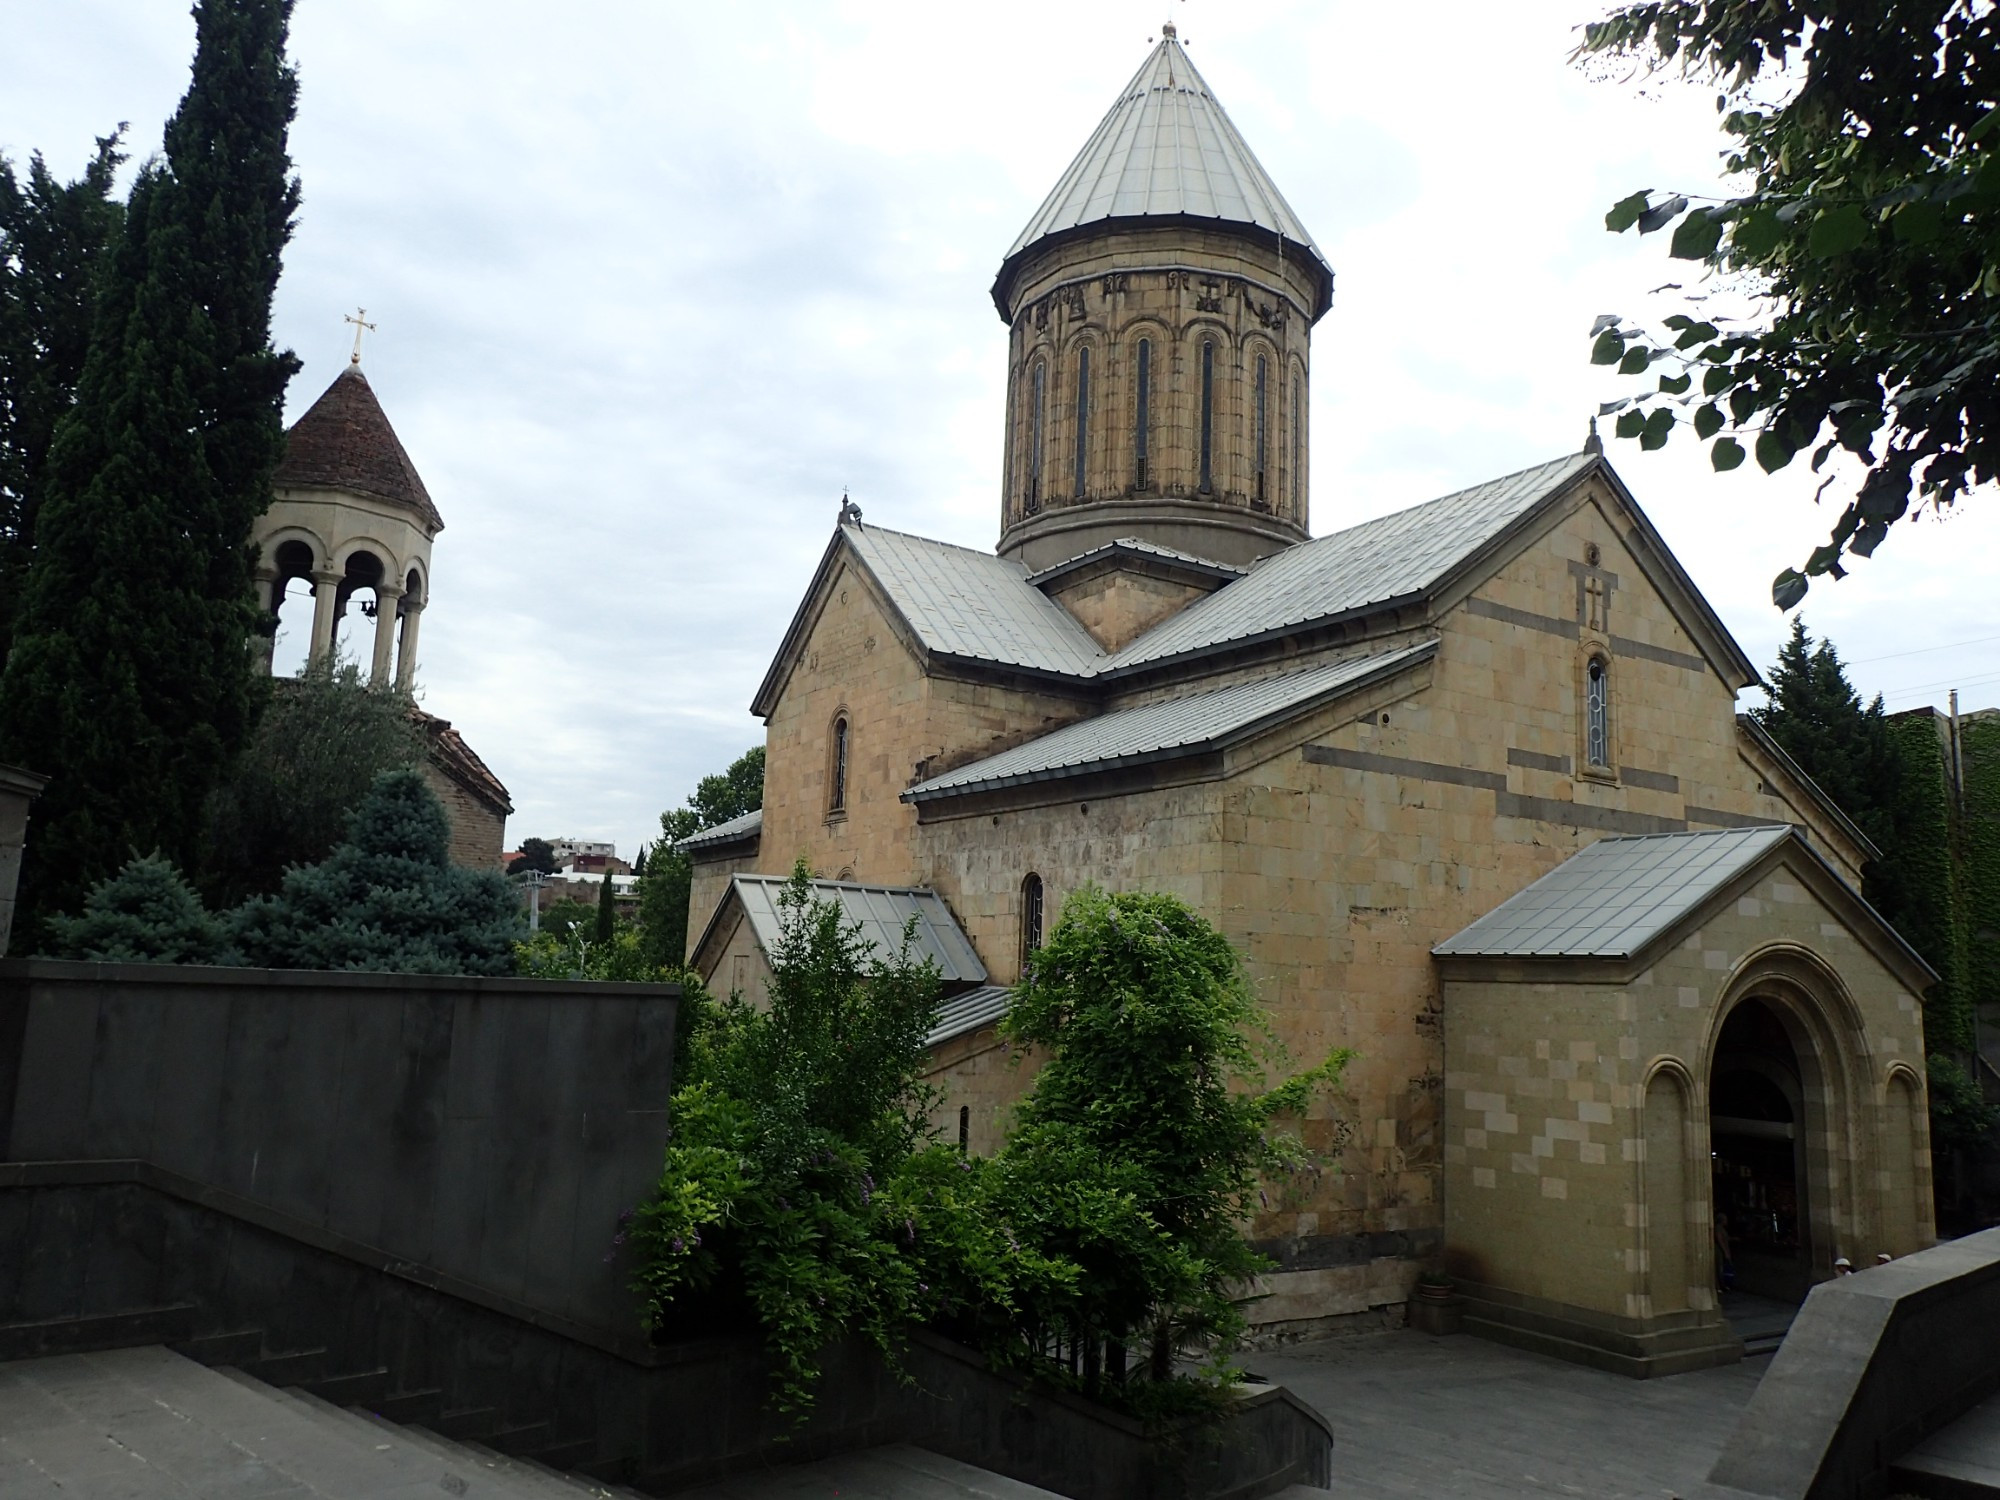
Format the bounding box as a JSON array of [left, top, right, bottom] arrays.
[[992, 23, 1334, 571]]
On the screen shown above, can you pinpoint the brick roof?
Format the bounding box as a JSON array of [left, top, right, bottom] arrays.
[[276, 366, 444, 533]]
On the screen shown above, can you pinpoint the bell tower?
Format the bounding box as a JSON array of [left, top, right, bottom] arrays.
[[993, 24, 1333, 571]]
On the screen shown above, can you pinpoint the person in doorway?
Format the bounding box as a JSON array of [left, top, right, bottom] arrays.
[[1877, 1253, 1894, 1266], [1834, 1256, 1854, 1276]]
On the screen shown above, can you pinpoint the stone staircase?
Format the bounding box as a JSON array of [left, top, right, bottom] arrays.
[[0, 1343, 1339, 1499]]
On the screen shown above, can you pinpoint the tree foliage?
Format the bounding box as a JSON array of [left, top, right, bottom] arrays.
[[0, 130, 126, 665], [1581, 0, 1998, 607], [0, 0, 302, 944], [1751, 619, 1897, 848], [638, 744, 764, 968], [629, 876, 1346, 1424], [199, 657, 425, 905], [231, 768, 519, 974], [46, 852, 226, 965], [507, 837, 557, 877]]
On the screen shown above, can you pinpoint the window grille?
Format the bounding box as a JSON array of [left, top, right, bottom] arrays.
[[1198, 340, 1214, 492], [1074, 346, 1090, 498], [1586, 659, 1609, 768]]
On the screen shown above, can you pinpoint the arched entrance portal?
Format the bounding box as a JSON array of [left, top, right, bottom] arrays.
[[1710, 998, 1817, 1303]]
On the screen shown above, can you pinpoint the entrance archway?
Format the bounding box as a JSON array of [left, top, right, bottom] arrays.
[[1709, 997, 1817, 1303]]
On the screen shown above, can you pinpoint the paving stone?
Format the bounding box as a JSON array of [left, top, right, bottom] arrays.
[[672, 1443, 1068, 1499]]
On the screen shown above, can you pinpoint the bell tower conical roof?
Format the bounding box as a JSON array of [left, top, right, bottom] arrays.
[[275, 364, 443, 535], [992, 25, 1331, 320]]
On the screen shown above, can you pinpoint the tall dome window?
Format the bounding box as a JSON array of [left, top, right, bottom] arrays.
[[1253, 354, 1269, 508], [829, 713, 850, 813], [1290, 372, 1302, 518], [1027, 361, 1046, 511], [1585, 658, 1610, 770], [1134, 337, 1152, 489], [1020, 872, 1045, 971], [1073, 345, 1091, 498], [1198, 340, 1215, 493]]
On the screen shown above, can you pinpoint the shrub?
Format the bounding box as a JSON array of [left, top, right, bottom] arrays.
[[231, 768, 519, 974], [45, 852, 227, 964]]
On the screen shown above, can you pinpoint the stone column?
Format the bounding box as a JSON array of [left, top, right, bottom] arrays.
[[252, 568, 279, 675], [395, 601, 423, 691], [370, 582, 404, 686], [0, 762, 50, 958], [308, 567, 343, 668]]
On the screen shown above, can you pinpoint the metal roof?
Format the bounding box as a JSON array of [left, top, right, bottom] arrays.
[[927, 984, 1013, 1048], [1433, 825, 1793, 960], [905, 641, 1436, 801], [1026, 536, 1248, 589], [1101, 453, 1598, 673], [727, 874, 988, 983], [997, 27, 1329, 314], [846, 523, 1106, 678], [676, 808, 762, 854]]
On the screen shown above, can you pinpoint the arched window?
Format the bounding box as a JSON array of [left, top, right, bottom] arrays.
[[1020, 872, 1045, 970], [830, 714, 850, 813], [1073, 345, 1091, 498], [1027, 361, 1046, 511], [1290, 372, 1302, 518], [1134, 337, 1151, 488], [1198, 339, 1215, 492], [1253, 354, 1269, 507], [1585, 657, 1610, 769]]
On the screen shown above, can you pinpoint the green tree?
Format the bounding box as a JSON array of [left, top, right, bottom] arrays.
[[46, 852, 225, 965], [231, 768, 519, 975], [1750, 619, 1897, 848], [538, 896, 595, 942], [630, 863, 947, 1415], [507, 836, 557, 877], [594, 865, 617, 943], [0, 130, 126, 663], [0, 0, 302, 945], [199, 656, 425, 905], [1580, 0, 1998, 607], [988, 887, 1347, 1395], [638, 745, 764, 968]]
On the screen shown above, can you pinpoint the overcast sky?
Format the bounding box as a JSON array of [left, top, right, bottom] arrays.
[[6, 2, 1996, 859]]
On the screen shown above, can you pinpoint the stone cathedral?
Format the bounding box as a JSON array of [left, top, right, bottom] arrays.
[[681, 29, 1936, 1374]]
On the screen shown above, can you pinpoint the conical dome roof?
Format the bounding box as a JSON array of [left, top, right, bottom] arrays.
[[993, 27, 1331, 317], [275, 364, 443, 534]]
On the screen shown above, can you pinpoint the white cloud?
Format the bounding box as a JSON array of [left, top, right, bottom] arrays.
[[5, 0, 1995, 858]]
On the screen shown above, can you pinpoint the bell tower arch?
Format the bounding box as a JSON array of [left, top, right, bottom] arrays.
[[992, 25, 1333, 570]]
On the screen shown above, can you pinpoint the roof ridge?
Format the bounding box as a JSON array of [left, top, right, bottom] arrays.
[[845, 520, 1026, 567], [1310, 451, 1595, 548]]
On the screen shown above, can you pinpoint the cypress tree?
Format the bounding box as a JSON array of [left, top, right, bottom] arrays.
[[594, 864, 617, 943], [0, 0, 301, 942], [0, 131, 126, 664]]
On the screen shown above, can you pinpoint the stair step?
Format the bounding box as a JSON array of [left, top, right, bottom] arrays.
[[366, 1385, 445, 1424], [433, 1404, 504, 1441], [0, 1303, 197, 1360], [520, 1437, 600, 1475], [169, 1326, 265, 1367], [299, 1365, 389, 1407], [484, 1420, 555, 1455], [460, 1440, 614, 1499], [237, 1345, 330, 1385]]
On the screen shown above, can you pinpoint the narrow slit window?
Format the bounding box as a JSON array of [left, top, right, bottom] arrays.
[[1134, 338, 1151, 488], [1290, 373, 1302, 517], [1253, 355, 1268, 506], [1198, 340, 1214, 492], [1021, 872, 1045, 970], [1586, 659, 1609, 768], [830, 715, 850, 811], [1028, 361, 1045, 510], [958, 1105, 970, 1154], [1073, 346, 1090, 498]]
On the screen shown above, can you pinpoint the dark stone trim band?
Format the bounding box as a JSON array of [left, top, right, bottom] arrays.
[[1508, 748, 1571, 774], [1686, 804, 1793, 832], [1303, 744, 1507, 792], [1619, 766, 1681, 793], [1465, 596, 1577, 639], [1610, 634, 1708, 674], [1496, 791, 1686, 836]]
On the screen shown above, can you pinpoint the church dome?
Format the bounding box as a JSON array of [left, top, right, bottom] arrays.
[[992, 25, 1332, 321], [275, 364, 443, 535]]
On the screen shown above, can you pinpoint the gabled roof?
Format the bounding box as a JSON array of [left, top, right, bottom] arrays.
[[276, 366, 443, 533], [1436, 826, 1794, 960], [752, 522, 1105, 715], [1026, 536, 1248, 590], [905, 641, 1435, 802], [995, 26, 1331, 319], [703, 874, 988, 984], [1432, 825, 1935, 991], [1101, 453, 1598, 674], [677, 807, 762, 856], [1735, 715, 1881, 862], [414, 709, 512, 818]]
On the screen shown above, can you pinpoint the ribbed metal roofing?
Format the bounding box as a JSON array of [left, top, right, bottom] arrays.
[[1433, 825, 1793, 960], [999, 27, 1329, 314], [676, 808, 762, 854], [906, 641, 1435, 801], [1102, 453, 1598, 673], [927, 984, 1013, 1047], [1026, 535, 1248, 589], [728, 874, 988, 983], [846, 524, 1106, 678]]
